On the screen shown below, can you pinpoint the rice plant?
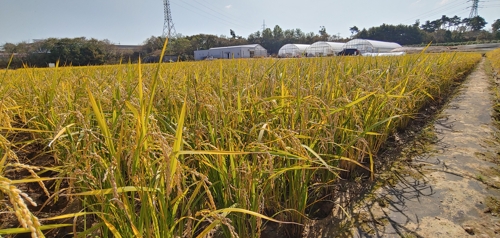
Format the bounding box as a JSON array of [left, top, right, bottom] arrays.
[[0, 51, 481, 237], [486, 48, 500, 122]]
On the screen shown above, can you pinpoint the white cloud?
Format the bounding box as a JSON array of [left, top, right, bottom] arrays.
[[225, 5, 232, 9]]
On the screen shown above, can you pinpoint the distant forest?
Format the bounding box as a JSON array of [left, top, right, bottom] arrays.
[[1, 15, 500, 68]]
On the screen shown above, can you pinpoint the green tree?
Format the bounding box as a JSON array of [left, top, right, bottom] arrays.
[[247, 25, 324, 54], [440, 15, 450, 30], [142, 36, 166, 53], [46, 37, 109, 66], [273, 25, 284, 40], [174, 38, 191, 54], [259, 27, 277, 54], [357, 28, 369, 39], [2, 37, 118, 67], [247, 31, 262, 45], [294, 28, 305, 40], [451, 31, 465, 42], [468, 16, 487, 31], [492, 19, 500, 39], [355, 24, 422, 45], [349, 26, 359, 37], [283, 29, 295, 43], [2, 43, 17, 53], [492, 19, 500, 32], [421, 20, 436, 33], [433, 29, 452, 43], [262, 28, 273, 40], [413, 20, 420, 28], [449, 15, 462, 31], [318, 26, 329, 41], [272, 25, 285, 54]]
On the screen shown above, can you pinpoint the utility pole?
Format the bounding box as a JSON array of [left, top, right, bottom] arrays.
[[262, 20, 266, 32], [163, 0, 177, 38]]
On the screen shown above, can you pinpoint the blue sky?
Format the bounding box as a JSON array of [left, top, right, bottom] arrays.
[[1, 0, 499, 45]]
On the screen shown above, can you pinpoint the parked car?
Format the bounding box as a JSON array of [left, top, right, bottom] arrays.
[[337, 49, 360, 56]]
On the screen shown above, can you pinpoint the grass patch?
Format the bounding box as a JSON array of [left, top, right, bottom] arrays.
[[485, 196, 500, 214]]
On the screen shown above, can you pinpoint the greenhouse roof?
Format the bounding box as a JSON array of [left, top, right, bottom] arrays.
[[279, 44, 310, 50], [288, 44, 310, 48], [209, 44, 264, 50], [310, 41, 345, 48], [345, 39, 402, 49]]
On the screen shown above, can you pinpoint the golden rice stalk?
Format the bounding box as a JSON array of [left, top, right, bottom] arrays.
[[0, 176, 43, 238]]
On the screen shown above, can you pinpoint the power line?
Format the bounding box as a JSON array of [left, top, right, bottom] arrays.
[[401, 0, 469, 24], [171, 1, 253, 32], [437, 6, 471, 19], [479, 4, 500, 7], [191, 0, 247, 27]]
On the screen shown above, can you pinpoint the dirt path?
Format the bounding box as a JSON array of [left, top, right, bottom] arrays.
[[305, 58, 500, 237]]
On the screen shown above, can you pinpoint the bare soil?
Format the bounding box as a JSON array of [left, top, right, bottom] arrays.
[[303, 58, 500, 237], [0, 127, 79, 238]]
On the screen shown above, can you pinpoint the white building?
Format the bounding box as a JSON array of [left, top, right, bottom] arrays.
[[278, 44, 310, 58], [343, 39, 402, 54], [305, 42, 345, 57], [194, 44, 267, 60]]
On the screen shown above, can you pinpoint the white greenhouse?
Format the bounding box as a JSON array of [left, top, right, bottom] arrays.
[[305, 42, 345, 57], [343, 39, 402, 54], [277, 44, 310, 58], [194, 44, 267, 60]]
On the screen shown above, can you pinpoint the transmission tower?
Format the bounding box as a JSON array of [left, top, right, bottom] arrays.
[[468, 0, 479, 19], [163, 0, 177, 38]]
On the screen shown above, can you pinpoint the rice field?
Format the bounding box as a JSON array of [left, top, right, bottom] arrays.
[[0, 50, 481, 237], [488, 48, 500, 74], [487, 48, 500, 120]]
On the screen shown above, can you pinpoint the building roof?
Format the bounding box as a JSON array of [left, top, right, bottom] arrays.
[[209, 44, 264, 50]]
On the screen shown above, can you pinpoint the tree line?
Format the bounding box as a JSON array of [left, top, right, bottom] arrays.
[[353, 15, 499, 45], [2, 15, 499, 68], [1, 37, 139, 68]]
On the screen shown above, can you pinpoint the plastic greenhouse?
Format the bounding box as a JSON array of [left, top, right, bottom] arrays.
[[277, 44, 310, 57], [194, 44, 268, 60], [305, 42, 345, 57], [343, 39, 402, 54]]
